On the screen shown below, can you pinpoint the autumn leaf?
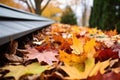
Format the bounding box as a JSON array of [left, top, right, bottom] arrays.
[[59, 50, 87, 65], [88, 28, 98, 34], [112, 67, 120, 73], [89, 59, 110, 77], [70, 34, 83, 54], [53, 34, 72, 50], [1, 23, 120, 80], [51, 23, 70, 34], [35, 44, 51, 52], [84, 39, 96, 57], [25, 45, 58, 65], [70, 26, 81, 34], [60, 58, 110, 79], [60, 65, 82, 79], [60, 57, 95, 79], [1, 62, 48, 80], [96, 48, 119, 62], [105, 29, 117, 37], [87, 71, 120, 80]]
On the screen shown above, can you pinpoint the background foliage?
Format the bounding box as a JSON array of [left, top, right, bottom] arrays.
[[60, 6, 77, 25], [89, 0, 120, 33]]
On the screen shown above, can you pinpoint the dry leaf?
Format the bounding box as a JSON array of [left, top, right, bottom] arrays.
[[60, 57, 95, 79], [84, 39, 96, 57], [105, 29, 117, 37], [1, 62, 48, 80], [70, 34, 83, 55], [59, 50, 86, 65], [24, 45, 58, 65], [89, 59, 110, 77]]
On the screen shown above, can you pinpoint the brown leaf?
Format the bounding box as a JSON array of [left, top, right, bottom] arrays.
[[5, 53, 23, 63]]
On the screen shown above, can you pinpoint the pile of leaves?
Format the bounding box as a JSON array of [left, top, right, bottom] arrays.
[[0, 23, 120, 80]]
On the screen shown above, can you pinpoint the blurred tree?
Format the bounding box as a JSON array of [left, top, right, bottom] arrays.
[[42, 3, 62, 22], [21, 0, 51, 15], [89, 0, 120, 33], [60, 6, 77, 25], [0, 0, 28, 11]]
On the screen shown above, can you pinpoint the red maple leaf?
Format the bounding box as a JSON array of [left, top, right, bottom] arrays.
[[35, 44, 51, 52], [24, 45, 58, 65], [96, 48, 119, 62]]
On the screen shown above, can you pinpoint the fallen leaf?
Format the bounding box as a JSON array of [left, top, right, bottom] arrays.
[[87, 71, 120, 80], [35, 44, 51, 52], [112, 67, 120, 74], [70, 26, 81, 34], [60, 57, 95, 79], [24, 45, 58, 65], [88, 28, 98, 34], [5, 53, 23, 63], [96, 48, 119, 62], [33, 40, 45, 45], [70, 34, 83, 54], [60, 58, 110, 79], [84, 39, 96, 57], [112, 43, 120, 58], [52, 34, 65, 44], [1, 62, 48, 80], [105, 29, 117, 37], [59, 50, 87, 65], [89, 59, 110, 77]]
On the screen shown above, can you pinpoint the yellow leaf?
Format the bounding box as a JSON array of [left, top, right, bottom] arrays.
[[71, 26, 81, 34], [100, 60, 110, 74], [1, 62, 48, 80], [88, 28, 97, 34], [59, 50, 71, 64], [89, 61, 101, 76], [83, 57, 95, 78], [84, 39, 96, 57], [59, 50, 86, 65], [60, 57, 95, 79], [70, 34, 83, 55], [60, 65, 82, 79], [89, 59, 110, 77]]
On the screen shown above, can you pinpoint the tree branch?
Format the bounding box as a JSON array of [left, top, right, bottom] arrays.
[[29, 0, 34, 10], [26, 0, 33, 12], [41, 0, 51, 14], [35, 0, 41, 14], [20, 0, 32, 13]]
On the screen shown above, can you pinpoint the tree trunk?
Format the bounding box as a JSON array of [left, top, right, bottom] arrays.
[[35, 0, 42, 15]]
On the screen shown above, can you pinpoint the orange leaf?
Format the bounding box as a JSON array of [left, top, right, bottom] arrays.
[[70, 34, 83, 55], [105, 29, 117, 37], [53, 34, 65, 43]]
